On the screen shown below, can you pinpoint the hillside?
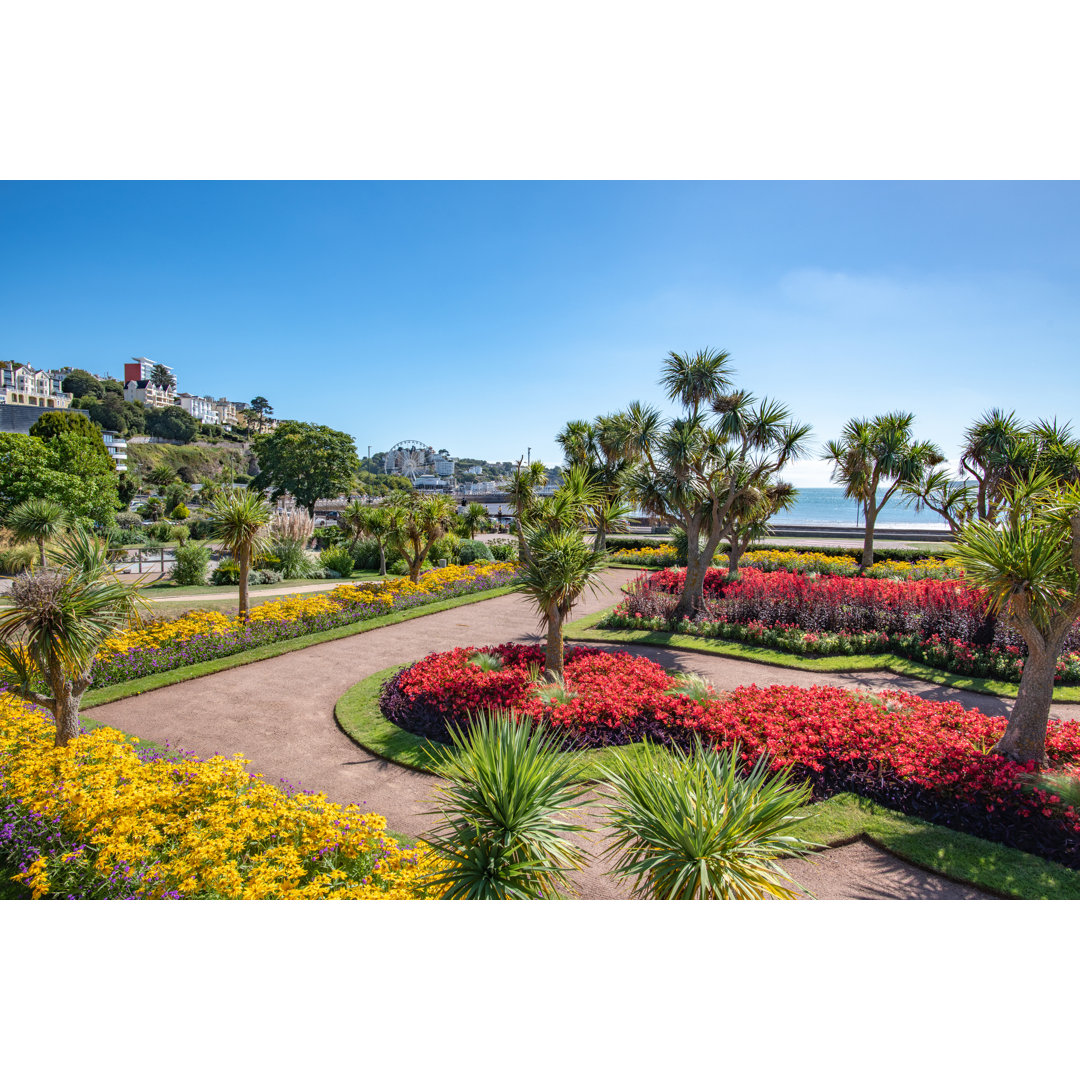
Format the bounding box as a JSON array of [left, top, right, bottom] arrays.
[[125, 440, 257, 483]]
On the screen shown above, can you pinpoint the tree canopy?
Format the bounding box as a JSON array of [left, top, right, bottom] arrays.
[[60, 369, 103, 398], [0, 432, 119, 524], [146, 405, 199, 443], [251, 421, 360, 511], [29, 410, 109, 460]]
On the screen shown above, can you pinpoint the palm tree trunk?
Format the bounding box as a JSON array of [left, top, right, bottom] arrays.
[[592, 527, 607, 555], [861, 503, 877, 570], [238, 546, 251, 622], [55, 691, 82, 748], [38, 537, 47, 569], [544, 610, 564, 680], [378, 544, 387, 576], [992, 639, 1061, 764]]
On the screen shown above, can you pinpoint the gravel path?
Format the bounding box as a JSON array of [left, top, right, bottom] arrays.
[[85, 567, 1017, 899]]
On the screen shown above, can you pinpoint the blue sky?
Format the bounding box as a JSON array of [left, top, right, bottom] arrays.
[[2, 181, 1077, 485]]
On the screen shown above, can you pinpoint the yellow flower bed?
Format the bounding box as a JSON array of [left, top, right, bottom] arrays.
[[0, 695, 444, 899]]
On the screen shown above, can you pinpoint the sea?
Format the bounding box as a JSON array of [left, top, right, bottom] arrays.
[[478, 488, 949, 530]]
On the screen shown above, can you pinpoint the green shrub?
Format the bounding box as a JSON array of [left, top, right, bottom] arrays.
[[149, 520, 173, 543], [428, 534, 461, 566], [267, 537, 315, 579], [109, 527, 147, 545], [115, 511, 143, 530], [0, 544, 37, 575], [599, 739, 816, 900], [186, 515, 215, 540], [170, 504, 190, 521], [456, 539, 493, 565], [388, 557, 432, 576], [320, 545, 356, 576], [489, 540, 517, 561], [421, 712, 591, 899], [170, 542, 211, 586], [350, 538, 382, 571], [210, 559, 242, 585], [170, 525, 190, 545]]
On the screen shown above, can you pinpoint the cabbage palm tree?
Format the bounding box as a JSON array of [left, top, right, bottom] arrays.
[[385, 492, 458, 583], [623, 352, 811, 616], [951, 477, 1080, 764], [206, 488, 271, 621], [459, 502, 491, 540], [822, 412, 943, 569], [6, 497, 71, 569], [0, 527, 145, 746], [513, 525, 606, 679]]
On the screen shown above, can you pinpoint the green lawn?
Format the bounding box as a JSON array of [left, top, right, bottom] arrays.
[[334, 664, 1080, 899]]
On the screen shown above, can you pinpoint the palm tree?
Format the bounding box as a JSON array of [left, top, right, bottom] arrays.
[[341, 502, 394, 576], [599, 738, 816, 899], [0, 527, 145, 746], [622, 353, 811, 616], [385, 492, 457, 583], [5, 498, 71, 569], [150, 363, 176, 392], [951, 476, 1080, 764], [513, 525, 606, 679], [822, 412, 943, 569], [206, 488, 271, 621], [459, 501, 491, 540], [421, 712, 592, 899]]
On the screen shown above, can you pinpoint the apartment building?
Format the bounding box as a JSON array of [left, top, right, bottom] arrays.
[[101, 430, 128, 471], [124, 357, 173, 385], [0, 364, 73, 409], [124, 379, 176, 409], [176, 392, 218, 424]]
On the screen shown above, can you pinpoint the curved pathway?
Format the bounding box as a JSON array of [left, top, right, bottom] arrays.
[[86, 567, 1033, 899]]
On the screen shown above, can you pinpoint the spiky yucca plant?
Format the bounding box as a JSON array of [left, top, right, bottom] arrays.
[[5, 498, 71, 569], [599, 738, 816, 899], [664, 672, 718, 704], [466, 651, 504, 672], [422, 712, 591, 899]]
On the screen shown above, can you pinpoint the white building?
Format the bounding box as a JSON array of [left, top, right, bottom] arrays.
[[0, 364, 73, 409], [101, 430, 128, 472], [176, 392, 218, 424]]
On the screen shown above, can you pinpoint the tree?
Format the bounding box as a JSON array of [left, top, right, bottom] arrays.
[[206, 489, 272, 622], [0, 432, 119, 525], [904, 412, 1080, 532], [513, 524, 606, 679], [148, 464, 178, 490], [822, 412, 943, 569], [146, 406, 199, 443], [952, 476, 1080, 764], [341, 504, 394, 575], [29, 410, 108, 458], [458, 502, 491, 540], [150, 364, 176, 392], [116, 472, 138, 510], [622, 351, 811, 616], [5, 498, 72, 568], [0, 527, 145, 746], [60, 369, 103, 399], [556, 415, 633, 553], [85, 392, 127, 434], [249, 396, 273, 433], [385, 492, 458, 583], [251, 421, 360, 513]]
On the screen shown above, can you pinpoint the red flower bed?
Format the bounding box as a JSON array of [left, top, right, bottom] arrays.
[[380, 643, 1080, 867]]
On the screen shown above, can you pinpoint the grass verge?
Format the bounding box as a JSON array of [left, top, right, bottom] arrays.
[[562, 609, 1080, 704], [82, 585, 515, 708], [334, 664, 1080, 899]]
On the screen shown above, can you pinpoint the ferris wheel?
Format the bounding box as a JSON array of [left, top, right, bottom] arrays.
[[388, 439, 429, 478]]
